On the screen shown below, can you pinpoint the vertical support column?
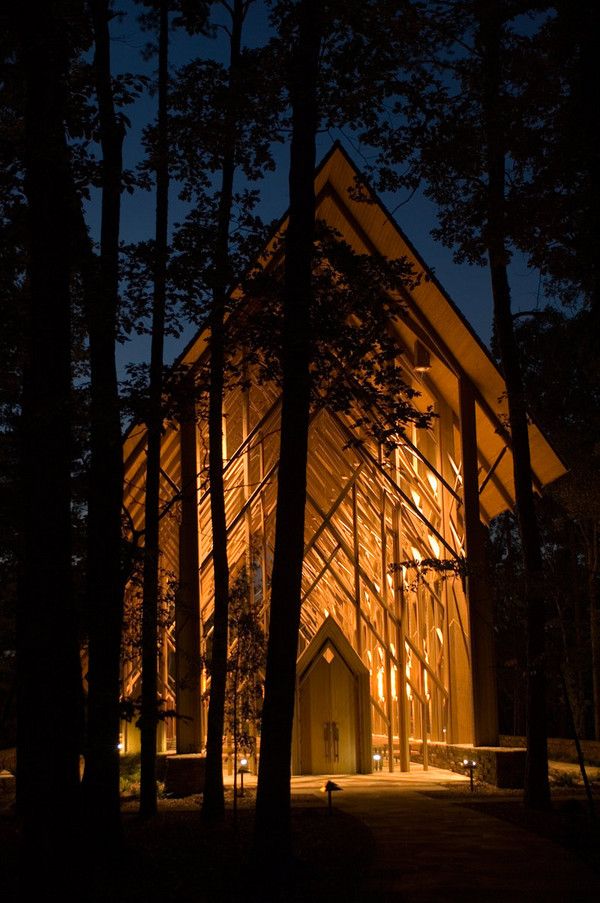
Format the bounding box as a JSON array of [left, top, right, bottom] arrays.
[[351, 483, 363, 657], [258, 433, 269, 635], [458, 380, 499, 747], [380, 485, 394, 772], [157, 629, 169, 753], [393, 504, 410, 772], [175, 403, 203, 753], [438, 399, 475, 744], [242, 383, 253, 580]]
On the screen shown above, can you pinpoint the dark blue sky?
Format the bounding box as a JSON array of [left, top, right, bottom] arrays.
[[95, 1, 544, 372]]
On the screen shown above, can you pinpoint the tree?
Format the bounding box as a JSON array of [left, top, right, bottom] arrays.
[[508, 2, 600, 318], [370, 0, 556, 807], [254, 0, 321, 864], [168, 0, 283, 821], [82, 0, 127, 842], [513, 309, 600, 738], [200, 0, 247, 824], [139, 0, 170, 819], [223, 566, 265, 815], [253, 0, 435, 862], [0, 19, 27, 756], [476, 0, 550, 809], [14, 0, 85, 886]]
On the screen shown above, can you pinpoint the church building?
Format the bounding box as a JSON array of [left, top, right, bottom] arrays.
[[121, 145, 564, 775]]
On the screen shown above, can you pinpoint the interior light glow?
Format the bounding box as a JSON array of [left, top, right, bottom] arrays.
[[426, 473, 439, 496], [377, 668, 385, 701], [428, 534, 441, 558], [414, 340, 431, 372]]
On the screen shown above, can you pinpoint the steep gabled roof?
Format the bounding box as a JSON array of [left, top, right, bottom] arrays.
[[124, 143, 566, 522]]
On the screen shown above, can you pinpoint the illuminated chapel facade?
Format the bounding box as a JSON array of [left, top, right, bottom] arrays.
[[121, 146, 564, 773]]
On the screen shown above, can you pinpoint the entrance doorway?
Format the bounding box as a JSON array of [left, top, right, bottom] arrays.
[[293, 615, 372, 775], [299, 642, 358, 774]]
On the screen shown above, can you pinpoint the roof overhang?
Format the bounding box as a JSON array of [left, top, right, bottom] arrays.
[[124, 143, 566, 522]]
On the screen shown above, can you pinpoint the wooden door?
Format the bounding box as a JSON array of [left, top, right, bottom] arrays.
[[299, 644, 358, 774]]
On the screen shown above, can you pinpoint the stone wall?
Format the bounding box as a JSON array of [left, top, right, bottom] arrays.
[[410, 740, 526, 788], [500, 735, 600, 765], [163, 754, 206, 797], [0, 747, 16, 773]]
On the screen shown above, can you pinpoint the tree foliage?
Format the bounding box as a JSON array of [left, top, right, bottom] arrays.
[[2, 0, 599, 881]]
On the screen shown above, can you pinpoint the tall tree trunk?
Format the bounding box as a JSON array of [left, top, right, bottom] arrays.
[[140, 0, 169, 818], [254, 0, 320, 862], [477, 1, 550, 808], [201, 0, 244, 823], [567, 519, 586, 736], [586, 521, 600, 739], [562, 0, 600, 318], [17, 2, 83, 888], [83, 0, 125, 843]]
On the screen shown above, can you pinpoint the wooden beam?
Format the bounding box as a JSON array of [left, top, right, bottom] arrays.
[[459, 379, 499, 746], [176, 408, 203, 753], [393, 504, 410, 771], [380, 486, 395, 772], [331, 410, 460, 562], [352, 484, 362, 656]]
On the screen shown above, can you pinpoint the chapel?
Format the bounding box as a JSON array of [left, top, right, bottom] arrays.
[[121, 145, 564, 774]]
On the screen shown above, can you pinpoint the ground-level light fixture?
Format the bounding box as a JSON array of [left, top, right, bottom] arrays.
[[238, 757, 249, 796], [373, 752, 382, 772], [463, 758, 477, 792], [321, 779, 343, 814]]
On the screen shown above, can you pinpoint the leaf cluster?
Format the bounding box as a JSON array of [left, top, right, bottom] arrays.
[[223, 565, 266, 753], [236, 222, 434, 451], [390, 555, 466, 593]]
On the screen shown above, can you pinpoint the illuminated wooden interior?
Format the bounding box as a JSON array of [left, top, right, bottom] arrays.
[[121, 146, 565, 772]]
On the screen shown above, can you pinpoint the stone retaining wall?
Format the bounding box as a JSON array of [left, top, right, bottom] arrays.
[[410, 740, 526, 788], [0, 747, 16, 773], [163, 754, 206, 797], [500, 735, 600, 765]]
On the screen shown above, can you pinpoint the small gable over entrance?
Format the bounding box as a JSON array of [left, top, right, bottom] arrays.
[[294, 616, 372, 775]]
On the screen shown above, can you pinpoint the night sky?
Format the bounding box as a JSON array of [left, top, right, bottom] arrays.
[[91, 1, 544, 373]]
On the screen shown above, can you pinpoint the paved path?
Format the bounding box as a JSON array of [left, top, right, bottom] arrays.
[[284, 768, 600, 902]]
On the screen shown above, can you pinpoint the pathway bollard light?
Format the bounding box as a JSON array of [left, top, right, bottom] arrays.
[[322, 780, 342, 814], [463, 758, 477, 792], [373, 753, 382, 772], [238, 757, 249, 797]]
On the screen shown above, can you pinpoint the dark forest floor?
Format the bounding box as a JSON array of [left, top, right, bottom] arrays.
[[2, 777, 600, 901], [0, 787, 374, 902]]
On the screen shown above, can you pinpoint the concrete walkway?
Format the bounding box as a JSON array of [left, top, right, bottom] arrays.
[[281, 768, 599, 902]]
